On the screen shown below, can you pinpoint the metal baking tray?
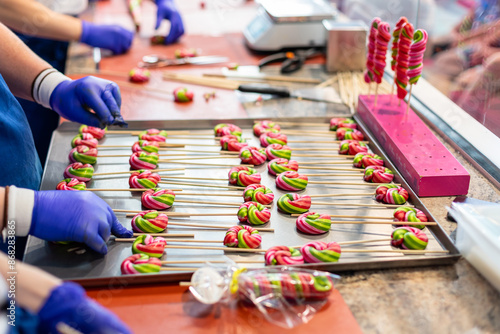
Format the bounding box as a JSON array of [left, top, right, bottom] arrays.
[[24, 117, 460, 287]]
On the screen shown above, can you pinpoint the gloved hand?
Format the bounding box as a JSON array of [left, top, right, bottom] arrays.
[[155, 0, 185, 44], [38, 282, 131, 334], [80, 21, 134, 54], [30, 191, 133, 254], [50, 76, 127, 128]]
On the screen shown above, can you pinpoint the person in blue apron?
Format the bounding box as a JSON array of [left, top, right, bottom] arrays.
[[1, 0, 184, 165]]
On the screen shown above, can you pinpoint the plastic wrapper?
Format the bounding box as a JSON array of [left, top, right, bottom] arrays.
[[448, 198, 500, 292], [188, 263, 340, 328]]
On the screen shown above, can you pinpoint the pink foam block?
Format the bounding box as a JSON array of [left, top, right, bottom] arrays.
[[357, 94, 470, 197]]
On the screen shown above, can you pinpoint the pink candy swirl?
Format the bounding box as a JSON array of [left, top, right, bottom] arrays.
[[220, 135, 248, 152], [72, 133, 98, 148], [391, 17, 408, 71], [141, 188, 176, 210], [336, 128, 364, 141], [128, 170, 161, 189], [239, 146, 267, 165], [223, 225, 262, 249], [364, 17, 381, 83], [129, 152, 159, 170], [228, 166, 261, 186], [56, 178, 86, 191], [243, 184, 274, 205], [375, 184, 409, 205], [120, 254, 162, 275], [276, 171, 308, 191], [80, 125, 106, 139], [373, 22, 391, 84], [259, 132, 288, 147], [139, 129, 167, 142], [131, 141, 160, 153], [407, 29, 428, 85], [265, 246, 304, 266], [253, 120, 281, 136], [396, 23, 414, 99], [363, 166, 394, 183], [300, 241, 342, 263]]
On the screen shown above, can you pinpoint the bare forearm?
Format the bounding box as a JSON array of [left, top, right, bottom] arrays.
[[0, 0, 81, 41], [0, 253, 61, 313], [0, 22, 51, 100]]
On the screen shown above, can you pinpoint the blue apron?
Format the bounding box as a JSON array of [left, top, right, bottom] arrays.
[[0, 74, 42, 190], [15, 35, 69, 166]]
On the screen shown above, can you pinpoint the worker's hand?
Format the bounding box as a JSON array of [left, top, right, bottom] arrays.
[[50, 76, 127, 128], [155, 0, 184, 44], [80, 21, 134, 54], [30, 190, 133, 254], [38, 282, 131, 334]]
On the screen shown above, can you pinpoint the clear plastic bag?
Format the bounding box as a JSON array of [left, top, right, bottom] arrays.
[[188, 262, 340, 329]]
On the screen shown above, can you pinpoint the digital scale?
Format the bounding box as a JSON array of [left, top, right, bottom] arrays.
[[244, 0, 337, 52]]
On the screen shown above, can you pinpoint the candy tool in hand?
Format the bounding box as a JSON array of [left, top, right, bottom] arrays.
[[163, 72, 343, 104], [139, 54, 229, 68]]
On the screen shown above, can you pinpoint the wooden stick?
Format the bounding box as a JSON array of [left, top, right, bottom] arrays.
[[159, 161, 251, 167], [165, 222, 273, 231], [162, 259, 265, 264], [115, 238, 222, 243], [291, 213, 393, 220], [300, 166, 362, 172], [341, 249, 448, 254], [298, 161, 354, 165], [105, 130, 192, 135], [174, 199, 247, 207], [406, 84, 413, 114], [118, 211, 236, 217], [161, 176, 228, 181], [308, 181, 397, 186], [293, 154, 353, 158], [338, 237, 393, 245], [87, 188, 180, 192], [158, 156, 239, 162], [329, 220, 437, 226], [98, 153, 188, 158], [203, 73, 322, 84], [160, 267, 199, 271], [288, 140, 369, 144], [93, 168, 184, 176], [99, 144, 185, 148], [308, 193, 374, 198], [158, 181, 244, 190], [268, 121, 328, 127], [163, 245, 266, 253], [280, 130, 336, 137], [177, 192, 242, 197], [131, 233, 195, 237], [312, 201, 410, 208], [302, 173, 363, 177]]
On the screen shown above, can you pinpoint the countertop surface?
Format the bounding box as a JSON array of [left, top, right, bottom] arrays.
[[63, 0, 500, 333]]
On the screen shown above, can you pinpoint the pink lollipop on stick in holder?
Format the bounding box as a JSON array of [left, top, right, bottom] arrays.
[[390, 17, 408, 99], [373, 21, 391, 106], [395, 22, 414, 104], [364, 17, 381, 94], [406, 29, 428, 113]]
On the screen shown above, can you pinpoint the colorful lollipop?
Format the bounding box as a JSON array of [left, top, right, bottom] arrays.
[[265, 246, 304, 266], [338, 140, 368, 156], [330, 118, 357, 131], [301, 241, 341, 263], [129, 152, 159, 170], [71, 133, 98, 148], [228, 166, 261, 187], [253, 120, 281, 136], [408, 29, 428, 86], [129, 170, 161, 189], [375, 184, 409, 205], [223, 225, 262, 249], [63, 163, 94, 182], [243, 184, 274, 205], [353, 152, 384, 168], [139, 129, 168, 142], [131, 210, 169, 233], [79, 125, 106, 140], [220, 135, 248, 152], [132, 235, 166, 258], [214, 123, 242, 137], [393, 206, 428, 230], [141, 188, 176, 210], [336, 128, 364, 141], [69, 146, 98, 164], [276, 171, 308, 191], [56, 178, 86, 191], [396, 22, 414, 100], [363, 166, 394, 183], [277, 193, 311, 214], [239, 146, 267, 165], [391, 17, 408, 71], [237, 202, 271, 226], [391, 227, 428, 250], [121, 254, 162, 275], [364, 17, 381, 84], [173, 87, 194, 102], [132, 140, 160, 153], [129, 68, 151, 83], [267, 158, 299, 176], [373, 21, 391, 84], [259, 132, 287, 147], [296, 212, 331, 235], [265, 144, 292, 160]]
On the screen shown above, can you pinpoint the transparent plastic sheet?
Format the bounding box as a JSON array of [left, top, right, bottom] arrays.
[[188, 262, 340, 329], [448, 198, 500, 292]]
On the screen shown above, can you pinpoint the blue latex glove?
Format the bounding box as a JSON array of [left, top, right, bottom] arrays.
[[50, 76, 128, 128], [38, 282, 131, 334], [80, 21, 134, 54], [30, 191, 133, 254], [155, 0, 185, 44]]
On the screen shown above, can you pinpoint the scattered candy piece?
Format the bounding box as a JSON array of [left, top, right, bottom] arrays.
[[129, 68, 151, 83], [173, 87, 194, 102]]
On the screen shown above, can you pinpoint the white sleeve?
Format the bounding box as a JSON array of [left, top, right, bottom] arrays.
[[36, 0, 89, 15], [32, 69, 71, 109], [6, 186, 35, 237]]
